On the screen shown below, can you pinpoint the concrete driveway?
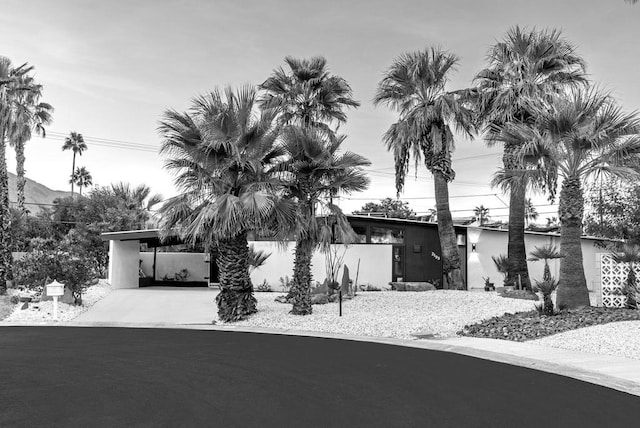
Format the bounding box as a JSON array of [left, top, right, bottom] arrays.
[[75, 287, 218, 324]]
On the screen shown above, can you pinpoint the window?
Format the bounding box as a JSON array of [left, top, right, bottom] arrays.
[[370, 227, 404, 244], [351, 225, 367, 243]]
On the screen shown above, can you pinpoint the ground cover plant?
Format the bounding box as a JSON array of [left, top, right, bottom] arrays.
[[459, 306, 640, 342]]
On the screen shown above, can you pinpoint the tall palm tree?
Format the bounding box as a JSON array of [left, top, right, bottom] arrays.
[[0, 57, 34, 293], [260, 56, 363, 312], [71, 166, 92, 196], [474, 26, 586, 291], [611, 243, 640, 309], [259, 56, 360, 136], [7, 74, 53, 214], [158, 85, 296, 322], [524, 198, 539, 227], [278, 126, 369, 315], [496, 87, 640, 308], [374, 47, 475, 290], [473, 205, 490, 225], [62, 131, 87, 195], [109, 182, 163, 228]]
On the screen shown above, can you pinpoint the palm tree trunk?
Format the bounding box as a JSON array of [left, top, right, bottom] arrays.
[[290, 236, 314, 315], [215, 231, 257, 322], [556, 176, 590, 309], [71, 152, 76, 195], [0, 133, 12, 294], [15, 140, 27, 215], [434, 172, 464, 290], [503, 143, 531, 291]]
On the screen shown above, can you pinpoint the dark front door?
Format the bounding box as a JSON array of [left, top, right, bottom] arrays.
[[392, 246, 405, 282], [207, 251, 220, 286]]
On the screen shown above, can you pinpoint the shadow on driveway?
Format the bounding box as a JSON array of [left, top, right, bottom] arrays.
[[0, 326, 638, 427]]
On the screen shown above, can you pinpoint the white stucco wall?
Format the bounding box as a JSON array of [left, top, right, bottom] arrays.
[[108, 240, 140, 289], [139, 252, 209, 282], [249, 242, 392, 291], [466, 228, 601, 293]]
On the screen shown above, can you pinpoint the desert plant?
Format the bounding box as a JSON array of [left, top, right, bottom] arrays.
[[611, 243, 640, 309], [279, 275, 291, 292], [528, 244, 563, 282], [248, 246, 271, 274], [256, 280, 272, 292], [491, 254, 509, 286], [325, 245, 347, 295], [482, 277, 495, 291], [533, 278, 559, 316], [10, 294, 19, 304]]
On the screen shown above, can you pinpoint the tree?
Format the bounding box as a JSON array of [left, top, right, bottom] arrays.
[[259, 56, 359, 136], [473, 205, 490, 225], [528, 244, 563, 282], [524, 198, 539, 227], [583, 178, 640, 243], [0, 56, 35, 294], [473, 26, 586, 292], [496, 87, 640, 309], [374, 47, 475, 290], [260, 56, 364, 314], [71, 166, 92, 196], [278, 126, 369, 315], [7, 74, 53, 214], [62, 131, 87, 195], [355, 198, 415, 219], [107, 182, 162, 228], [611, 243, 640, 309], [158, 85, 296, 322]]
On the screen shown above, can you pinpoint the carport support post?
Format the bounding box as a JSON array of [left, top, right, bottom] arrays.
[[153, 247, 157, 282]]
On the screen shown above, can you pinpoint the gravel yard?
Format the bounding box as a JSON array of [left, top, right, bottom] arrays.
[[1, 280, 113, 323], [228, 290, 536, 339], [531, 321, 640, 360]]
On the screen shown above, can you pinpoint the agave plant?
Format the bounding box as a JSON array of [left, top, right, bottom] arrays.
[[611, 243, 640, 309]]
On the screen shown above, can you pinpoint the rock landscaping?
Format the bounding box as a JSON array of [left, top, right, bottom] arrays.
[[459, 306, 640, 342]]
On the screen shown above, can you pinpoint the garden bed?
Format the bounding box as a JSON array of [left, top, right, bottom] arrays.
[[459, 306, 640, 342]]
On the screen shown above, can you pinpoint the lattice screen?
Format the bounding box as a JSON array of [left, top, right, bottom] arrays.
[[600, 253, 636, 308]]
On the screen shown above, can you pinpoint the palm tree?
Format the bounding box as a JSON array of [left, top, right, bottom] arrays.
[[611, 243, 640, 309], [158, 85, 296, 322], [259, 56, 360, 136], [473, 205, 490, 225], [109, 182, 163, 228], [62, 131, 87, 195], [7, 74, 53, 214], [260, 56, 364, 313], [528, 244, 563, 282], [0, 56, 34, 293], [497, 87, 640, 309], [71, 167, 92, 196], [374, 47, 475, 290], [278, 126, 370, 315], [474, 26, 586, 291], [524, 198, 539, 227]]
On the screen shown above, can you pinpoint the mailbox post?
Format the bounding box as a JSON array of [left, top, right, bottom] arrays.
[[46, 280, 65, 321]]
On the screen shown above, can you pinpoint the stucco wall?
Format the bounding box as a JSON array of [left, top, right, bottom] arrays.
[[249, 242, 392, 291], [139, 252, 208, 282], [466, 228, 601, 293], [108, 240, 140, 289]]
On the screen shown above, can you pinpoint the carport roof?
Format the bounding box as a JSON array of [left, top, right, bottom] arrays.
[[100, 229, 183, 247]]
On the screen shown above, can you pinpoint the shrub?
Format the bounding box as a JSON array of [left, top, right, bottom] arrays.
[[10, 295, 20, 304], [533, 278, 559, 316], [256, 280, 272, 292]]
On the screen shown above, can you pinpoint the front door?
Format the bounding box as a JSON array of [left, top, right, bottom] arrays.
[[392, 246, 405, 282]]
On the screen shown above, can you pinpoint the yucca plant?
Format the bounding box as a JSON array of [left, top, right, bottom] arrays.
[[611, 243, 640, 309]]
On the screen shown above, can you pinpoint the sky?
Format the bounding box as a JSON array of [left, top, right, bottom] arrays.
[[2, 0, 639, 222]]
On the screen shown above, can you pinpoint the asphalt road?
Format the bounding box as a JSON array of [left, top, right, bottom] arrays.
[[0, 326, 638, 427]]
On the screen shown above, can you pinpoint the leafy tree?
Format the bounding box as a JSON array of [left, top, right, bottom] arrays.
[[158, 85, 296, 322], [374, 47, 475, 290], [473, 26, 586, 292], [71, 166, 92, 196], [583, 178, 640, 243], [496, 87, 640, 309], [473, 205, 490, 225], [355, 198, 415, 219], [277, 126, 369, 315], [62, 131, 87, 195]]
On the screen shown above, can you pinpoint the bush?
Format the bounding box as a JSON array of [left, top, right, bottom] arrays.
[[13, 234, 98, 305], [256, 280, 272, 292]]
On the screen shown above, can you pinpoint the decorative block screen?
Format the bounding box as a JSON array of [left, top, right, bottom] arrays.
[[600, 253, 634, 308]]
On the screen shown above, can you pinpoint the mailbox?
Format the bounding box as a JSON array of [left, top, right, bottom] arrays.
[[46, 280, 65, 297]]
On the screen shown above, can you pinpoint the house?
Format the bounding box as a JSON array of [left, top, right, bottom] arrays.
[[101, 215, 610, 301]]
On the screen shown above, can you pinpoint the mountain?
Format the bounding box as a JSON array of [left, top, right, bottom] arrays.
[[7, 172, 71, 213]]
